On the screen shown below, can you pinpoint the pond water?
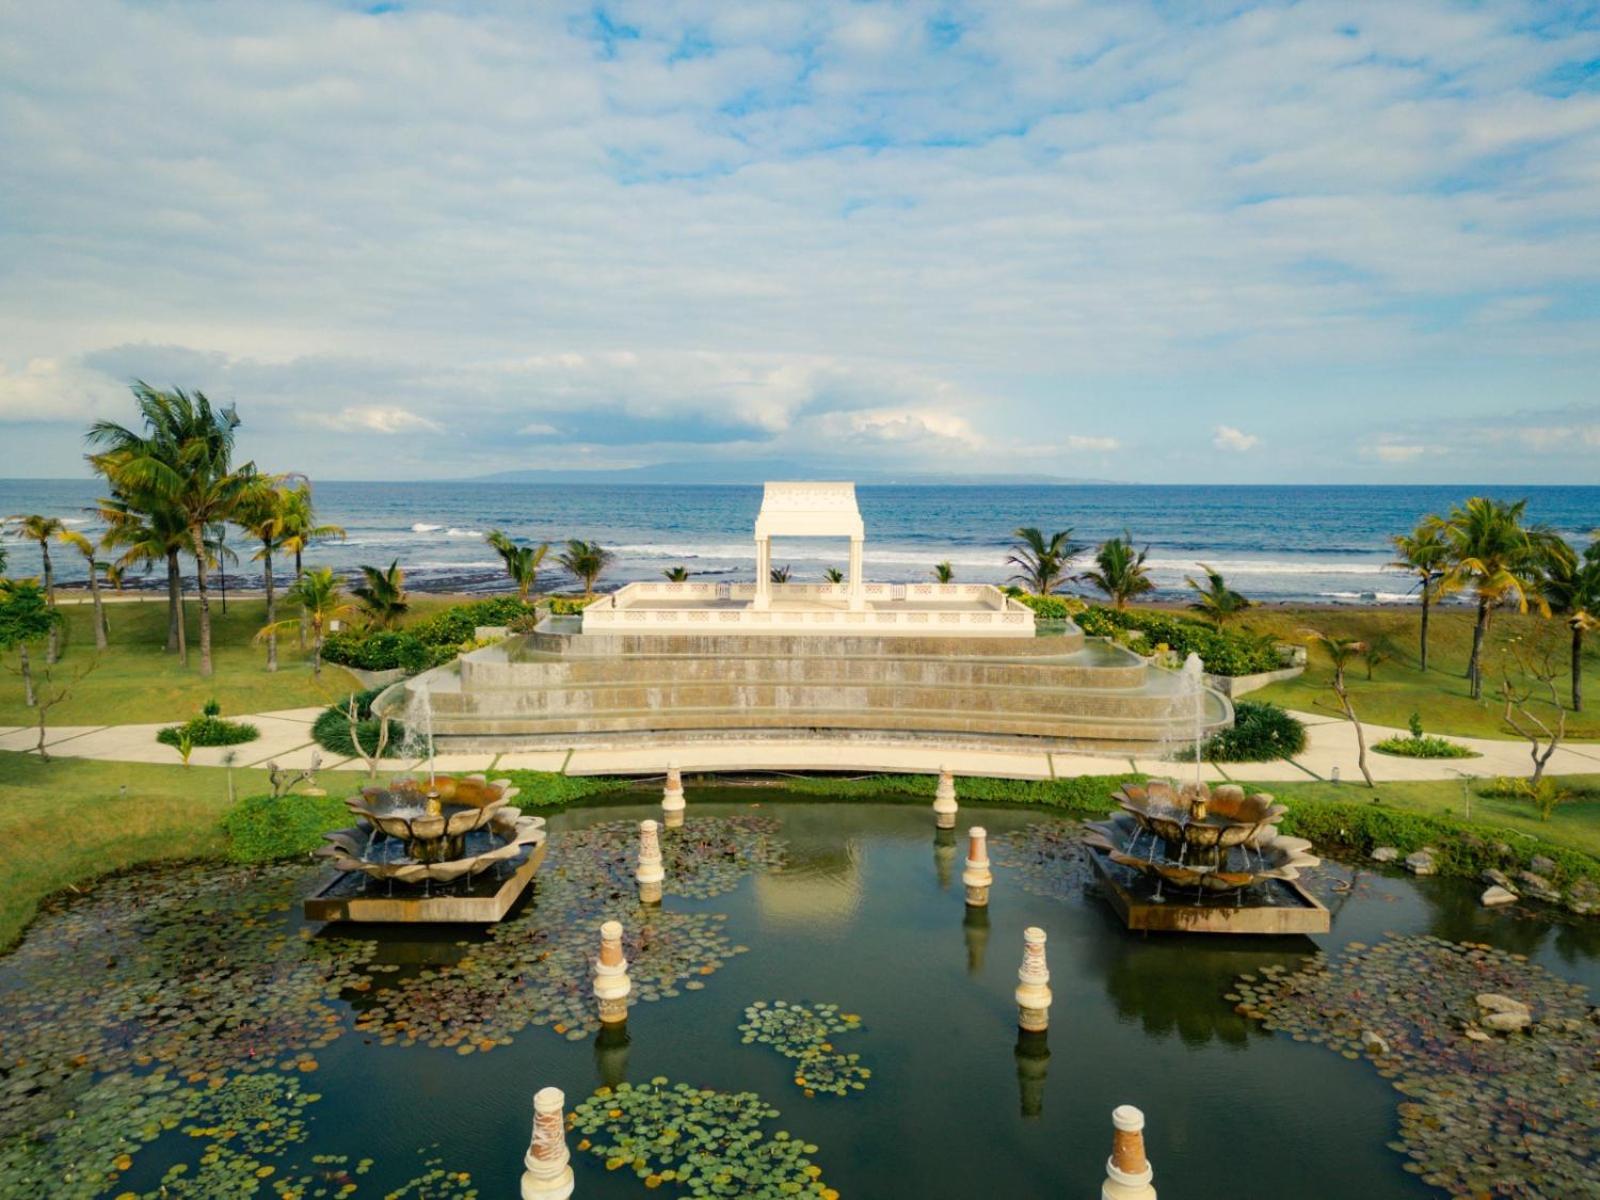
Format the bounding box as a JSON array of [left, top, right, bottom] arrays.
[[2, 792, 1597, 1199]]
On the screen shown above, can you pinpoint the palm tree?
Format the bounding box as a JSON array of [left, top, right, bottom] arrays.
[[238, 483, 290, 671], [353, 559, 409, 628], [1081, 532, 1153, 611], [97, 498, 190, 659], [1006, 527, 1079, 594], [1185, 564, 1250, 625], [0, 577, 62, 706], [770, 564, 792, 584], [257, 566, 353, 676], [823, 567, 845, 584], [1429, 497, 1561, 700], [56, 529, 110, 650], [485, 530, 549, 601], [4, 515, 65, 661], [276, 482, 346, 648], [557, 539, 613, 598], [932, 561, 954, 584], [1301, 627, 1373, 786], [1542, 534, 1600, 712], [663, 566, 691, 582], [1388, 522, 1449, 672]]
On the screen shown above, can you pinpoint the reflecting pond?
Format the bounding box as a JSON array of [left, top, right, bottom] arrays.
[[2, 792, 1597, 1199]]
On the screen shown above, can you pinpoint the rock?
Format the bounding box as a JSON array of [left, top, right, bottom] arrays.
[[1480, 886, 1518, 908], [1529, 854, 1557, 876], [1564, 879, 1599, 917], [1476, 993, 1532, 1032], [1516, 871, 1560, 903], [1464, 1027, 1493, 1042], [1491, 841, 1515, 861], [1404, 849, 1437, 876], [1360, 1029, 1390, 1055], [1481, 868, 1516, 891], [1482, 1010, 1531, 1033], [1372, 846, 1400, 864]]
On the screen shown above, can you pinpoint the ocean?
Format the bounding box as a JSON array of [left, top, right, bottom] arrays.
[[2, 480, 1596, 606]]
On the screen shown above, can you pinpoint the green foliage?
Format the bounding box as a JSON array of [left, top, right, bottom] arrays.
[[320, 629, 443, 672], [496, 769, 635, 808], [406, 595, 534, 645], [311, 686, 405, 756], [202, 696, 222, 717], [156, 715, 260, 748], [1182, 700, 1306, 762], [780, 772, 1143, 816], [1483, 775, 1579, 822], [1076, 605, 1281, 675], [1373, 733, 1477, 759], [547, 596, 597, 615], [222, 791, 350, 862], [0, 577, 62, 647], [1014, 593, 1079, 619]]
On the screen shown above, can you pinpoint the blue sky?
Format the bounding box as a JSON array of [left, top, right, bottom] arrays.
[[2, 0, 1599, 482]]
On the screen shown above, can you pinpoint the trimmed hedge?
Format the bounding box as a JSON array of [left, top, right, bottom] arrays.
[[407, 596, 534, 646], [497, 770, 635, 808], [547, 596, 597, 615], [156, 715, 259, 748], [1014, 594, 1080, 620], [1373, 734, 1478, 759], [780, 772, 1142, 817], [1076, 605, 1280, 676], [321, 597, 537, 671], [222, 792, 349, 862], [1182, 701, 1306, 763], [312, 686, 407, 757]]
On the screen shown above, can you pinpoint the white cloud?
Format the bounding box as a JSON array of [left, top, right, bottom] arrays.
[[0, 357, 126, 423], [314, 406, 442, 435], [1212, 426, 1261, 453], [1363, 442, 1429, 463], [1062, 435, 1121, 453], [517, 422, 560, 437]]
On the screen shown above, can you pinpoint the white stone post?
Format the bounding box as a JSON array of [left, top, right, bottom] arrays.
[[754, 537, 771, 610], [594, 920, 631, 1026], [661, 762, 685, 828], [520, 1087, 574, 1200], [847, 536, 865, 610], [1015, 926, 1051, 1032], [1100, 1105, 1156, 1200], [933, 766, 958, 829], [637, 819, 664, 904], [962, 826, 993, 906]]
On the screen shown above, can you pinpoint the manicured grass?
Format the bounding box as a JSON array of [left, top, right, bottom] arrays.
[[0, 596, 368, 725], [1232, 606, 1600, 741], [1243, 774, 1600, 860]]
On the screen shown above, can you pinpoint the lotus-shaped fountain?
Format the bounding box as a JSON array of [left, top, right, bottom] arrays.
[[1084, 780, 1317, 893], [318, 774, 547, 887]]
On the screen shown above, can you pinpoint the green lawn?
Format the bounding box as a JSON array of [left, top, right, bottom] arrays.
[[1234, 605, 1600, 741], [0, 595, 372, 725]]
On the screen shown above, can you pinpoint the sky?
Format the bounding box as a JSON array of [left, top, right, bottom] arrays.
[[2, 0, 1599, 484]]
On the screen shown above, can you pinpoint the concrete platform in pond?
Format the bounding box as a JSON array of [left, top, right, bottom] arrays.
[[304, 841, 548, 924], [1088, 847, 1330, 935]]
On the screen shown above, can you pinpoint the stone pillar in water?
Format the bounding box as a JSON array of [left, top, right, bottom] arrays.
[[1100, 1105, 1156, 1200], [594, 920, 631, 1026], [933, 767, 958, 829], [594, 1023, 631, 1090], [1014, 1028, 1050, 1119], [962, 902, 989, 974], [1014, 926, 1052, 1032], [661, 762, 685, 828], [637, 819, 664, 905], [962, 825, 993, 906], [520, 1086, 575, 1200]]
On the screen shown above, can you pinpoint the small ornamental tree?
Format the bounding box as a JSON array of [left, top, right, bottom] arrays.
[[0, 578, 63, 706]]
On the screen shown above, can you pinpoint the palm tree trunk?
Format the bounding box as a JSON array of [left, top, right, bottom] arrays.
[[296, 548, 307, 649], [1468, 597, 1489, 699], [311, 621, 322, 676], [193, 531, 213, 678], [19, 641, 34, 706], [166, 550, 181, 653], [263, 545, 277, 672], [1574, 625, 1585, 713], [41, 540, 58, 665], [1418, 587, 1430, 672], [89, 566, 107, 651]]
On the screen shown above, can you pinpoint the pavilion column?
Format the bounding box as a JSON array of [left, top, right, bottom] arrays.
[[754, 536, 771, 610], [848, 536, 865, 610]]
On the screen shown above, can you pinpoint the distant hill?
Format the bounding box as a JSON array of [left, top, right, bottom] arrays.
[[476, 460, 1126, 486]]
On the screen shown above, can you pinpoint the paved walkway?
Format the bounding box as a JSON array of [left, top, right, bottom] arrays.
[[2, 707, 1595, 785]]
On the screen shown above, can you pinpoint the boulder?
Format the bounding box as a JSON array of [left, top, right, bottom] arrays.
[[1371, 846, 1400, 864], [1480, 868, 1516, 892], [1475, 993, 1532, 1033], [1516, 871, 1560, 903], [1360, 1029, 1390, 1056], [1565, 879, 1599, 917], [1480, 886, 1518, 908], [1403, 849, 1437, 876], [1529, 854, 1557, 876]]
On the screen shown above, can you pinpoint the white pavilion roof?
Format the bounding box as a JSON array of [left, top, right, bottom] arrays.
[[753, 481, 865, 540]]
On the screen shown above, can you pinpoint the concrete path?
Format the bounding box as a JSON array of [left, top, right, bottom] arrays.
[[1, 707, 1594, 784]]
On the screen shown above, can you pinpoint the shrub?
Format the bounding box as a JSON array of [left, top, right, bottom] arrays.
[[780, 772, 1143, 816], [547, 596, 597, 616], [1373, 734, 1477, 759], [156, 715, 259, 748], [1076, 605, 1279, 676], [321, 629, 439, 672], [223, 792, 350, 862], [496, 770, 635, 808], [408, 596, 535, 646], [1179, 701, 1306, 763], [312, 686, 407, 756], [1014, 594, 1079, 620]]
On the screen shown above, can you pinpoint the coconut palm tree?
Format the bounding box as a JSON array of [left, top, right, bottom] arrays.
[[823, 567, 845, 584], [1541, 535, 1600, 712], [238, 483, 291, 671], [1081, 532, 1153, 611], [1301, 627, 1373, 786], [662, 566, 691, 582], [257, 566, 353, 676], [0, 577, 62, 706], [56, 529, 110, 650], [276, 482, 346, 648], [1388, 522, 1449, 672], [1429, 497, 1560, 700], [557, 539, 613, 598], [932, 561, 954, 584], [1185, 564, 1250, 625], [97, 498, 191, 658], [3, 515, 65, 661], [1006, 527, 1079, 595], [485, 531, 550, 601], [353, 559, 409, 628]]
